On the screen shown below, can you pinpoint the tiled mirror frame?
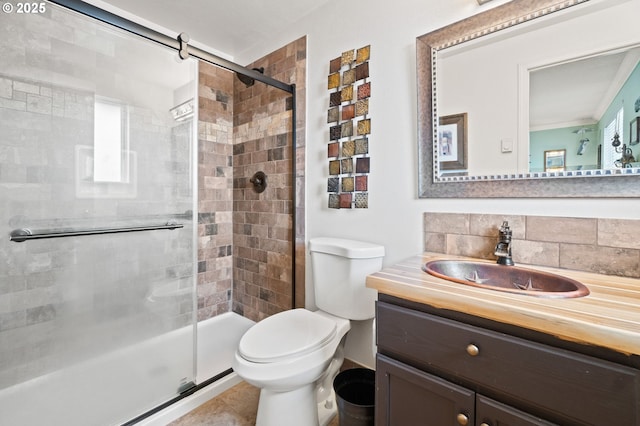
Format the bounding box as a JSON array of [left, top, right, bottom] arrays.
[[416, 0, 640, 198]]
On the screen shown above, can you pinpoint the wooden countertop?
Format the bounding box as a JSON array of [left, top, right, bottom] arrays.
[[366, 253, 640, 357]]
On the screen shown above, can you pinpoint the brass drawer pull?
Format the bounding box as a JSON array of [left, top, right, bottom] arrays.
[[480, 423, 491, 426], [456, 413, 469, 425], [466, 343, 479, 356]]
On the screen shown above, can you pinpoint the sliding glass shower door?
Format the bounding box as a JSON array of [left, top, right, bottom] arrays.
[[0, 2, 198, 424]]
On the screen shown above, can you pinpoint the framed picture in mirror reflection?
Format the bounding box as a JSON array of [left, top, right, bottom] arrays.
[[544, 149, 566, 172], [438, 113, 467, 171], [630, 117, 639, 146]]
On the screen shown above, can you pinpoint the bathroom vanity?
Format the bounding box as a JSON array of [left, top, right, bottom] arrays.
[[367, 254, 640, 425]]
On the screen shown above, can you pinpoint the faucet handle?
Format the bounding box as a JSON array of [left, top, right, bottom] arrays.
[[496, 221, 515, 265], [499, 221, 511, 235]]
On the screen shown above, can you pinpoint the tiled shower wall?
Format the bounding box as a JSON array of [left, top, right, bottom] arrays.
[[198, 36, 307, 323], [232, 37, 307, 322], [424, 212, 640, 278], [196, 63, 235, 320]]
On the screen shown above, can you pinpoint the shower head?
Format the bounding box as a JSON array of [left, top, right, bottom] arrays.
[[236, 67, 264, 87]]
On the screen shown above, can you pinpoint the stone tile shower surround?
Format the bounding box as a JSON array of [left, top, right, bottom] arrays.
[[424, 212, 640, 278], [197, 37, 307, 323], [197, 62, 235, 320], [232, 37, 307, 322]]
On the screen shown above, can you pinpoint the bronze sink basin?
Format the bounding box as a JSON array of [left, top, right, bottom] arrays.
[[423, 260, 590, 298]]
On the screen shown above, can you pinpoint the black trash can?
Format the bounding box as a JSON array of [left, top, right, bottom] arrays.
[[333, 368, 375, 426]]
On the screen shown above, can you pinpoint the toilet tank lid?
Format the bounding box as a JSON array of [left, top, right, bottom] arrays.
[[309, 237, 385, 259]]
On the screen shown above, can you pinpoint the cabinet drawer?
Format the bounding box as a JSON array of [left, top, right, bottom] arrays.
[[377, 301, 640, 425]]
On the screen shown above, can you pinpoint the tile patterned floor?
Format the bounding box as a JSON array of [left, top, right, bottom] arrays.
[[168, 381, 259, 426], [169, 381, 340, 426]]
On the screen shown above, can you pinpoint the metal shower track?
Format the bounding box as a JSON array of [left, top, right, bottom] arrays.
[[48, 0, 295, 94]]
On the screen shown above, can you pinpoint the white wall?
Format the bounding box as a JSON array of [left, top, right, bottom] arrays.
[[236, 0, 640, 269], [236, 0, 640, 367]]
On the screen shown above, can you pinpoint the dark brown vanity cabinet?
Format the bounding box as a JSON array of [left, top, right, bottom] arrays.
[[377, 354, 555, 426], [375, 296, 640, 426]]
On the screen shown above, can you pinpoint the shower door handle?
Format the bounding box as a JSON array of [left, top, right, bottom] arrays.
[[9, 221, 184, 242]]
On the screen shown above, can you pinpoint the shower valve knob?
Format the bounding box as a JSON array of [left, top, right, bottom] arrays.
[[250, 171, 267, 193]]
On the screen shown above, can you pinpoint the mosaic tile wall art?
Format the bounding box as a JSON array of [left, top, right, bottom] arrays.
[[327, 45, 371, 209]]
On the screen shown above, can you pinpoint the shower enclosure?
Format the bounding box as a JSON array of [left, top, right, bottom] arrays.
[[0, 1, 298, 424], [0, 3, 198, 424]]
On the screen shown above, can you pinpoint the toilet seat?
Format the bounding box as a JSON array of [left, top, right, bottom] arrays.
[[238, 309, 337, 363]]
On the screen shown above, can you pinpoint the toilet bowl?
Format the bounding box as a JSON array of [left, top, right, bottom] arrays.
[[232, 238, 385, 426], [233, 309, 350, 425]]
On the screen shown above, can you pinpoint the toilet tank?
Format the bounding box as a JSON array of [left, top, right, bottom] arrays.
[[309, 237, 385, 320]]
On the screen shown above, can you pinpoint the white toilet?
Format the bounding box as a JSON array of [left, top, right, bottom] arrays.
[[232, 237, 385, 426]]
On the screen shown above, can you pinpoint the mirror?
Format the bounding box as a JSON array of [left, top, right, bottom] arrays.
[[417, 0, 640, 198]]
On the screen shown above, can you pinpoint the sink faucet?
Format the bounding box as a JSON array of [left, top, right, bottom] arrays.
[[494, 221, 514, 266]]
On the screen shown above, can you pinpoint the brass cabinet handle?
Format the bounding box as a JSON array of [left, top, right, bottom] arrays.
[[466, 343, 479, 356], [480, 423, 491, 426], [456, 413, 469, 425]]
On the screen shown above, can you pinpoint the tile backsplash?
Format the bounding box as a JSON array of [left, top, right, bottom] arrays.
[[424, 213, 640, 278]]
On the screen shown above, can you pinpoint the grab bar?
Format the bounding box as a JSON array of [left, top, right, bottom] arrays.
[[9, 221, 183, 243]]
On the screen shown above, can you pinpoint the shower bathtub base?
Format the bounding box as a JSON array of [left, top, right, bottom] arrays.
[[0, 312, 253, 426]]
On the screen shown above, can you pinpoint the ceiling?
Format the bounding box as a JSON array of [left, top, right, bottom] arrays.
[[530, 47, 640, 131], [96, 0, 333, 58]]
